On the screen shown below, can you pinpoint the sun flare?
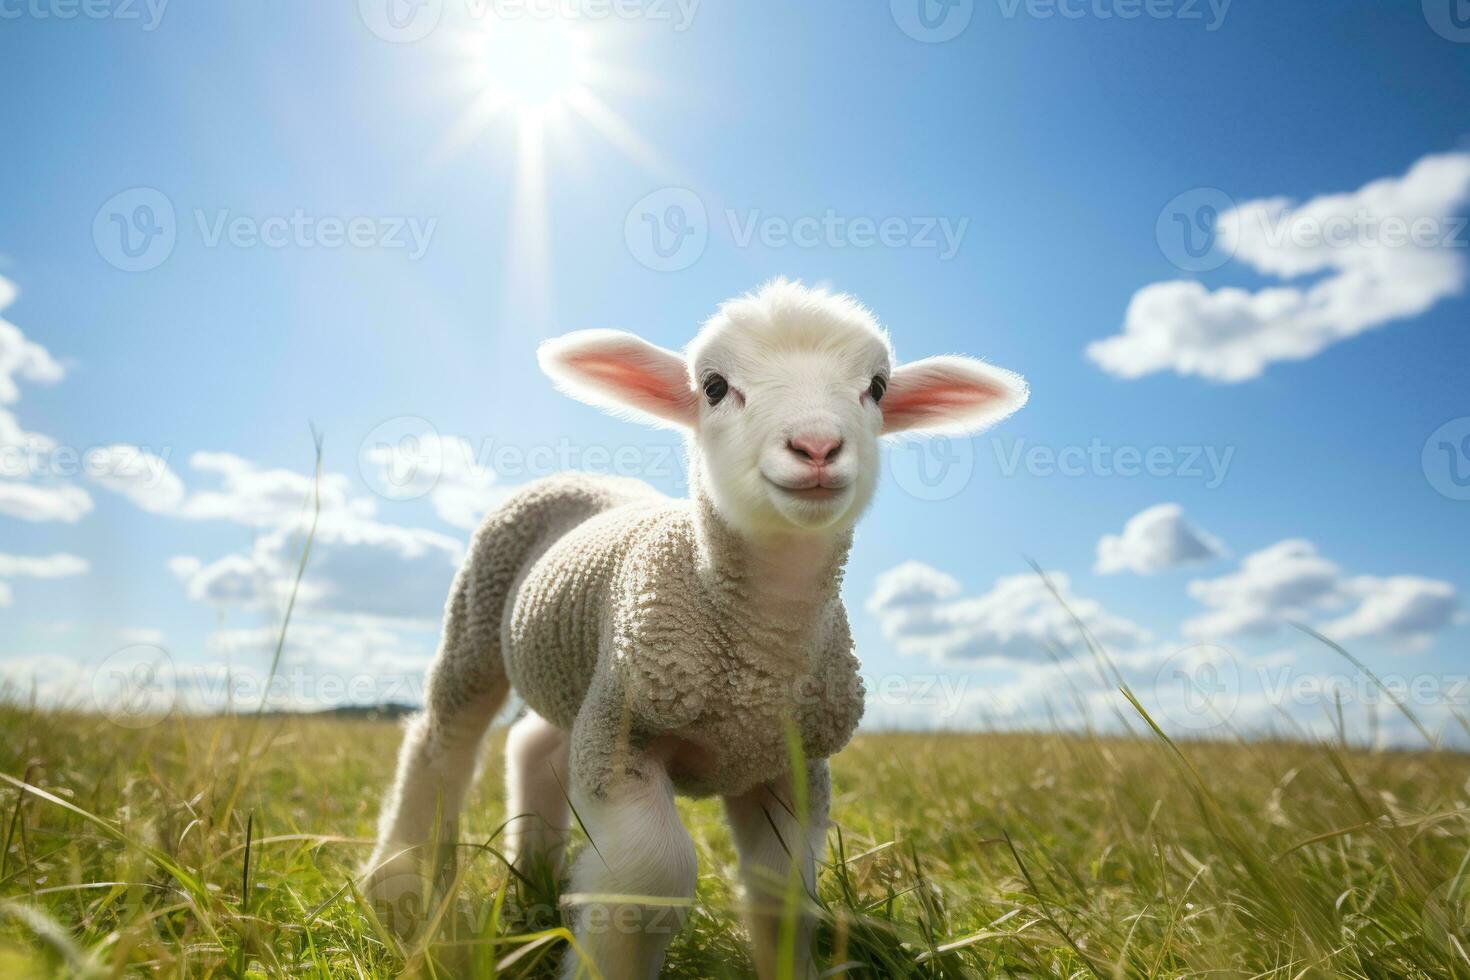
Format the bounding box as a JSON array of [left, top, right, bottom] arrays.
[[432, 12, 667, 325], [472, 18, 591, 120]]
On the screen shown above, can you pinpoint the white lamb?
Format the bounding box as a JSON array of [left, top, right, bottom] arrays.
[[365, 279, 1028, 978]]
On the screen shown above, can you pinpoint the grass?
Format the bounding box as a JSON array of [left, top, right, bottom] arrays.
[[2, 700, 1470, 978]]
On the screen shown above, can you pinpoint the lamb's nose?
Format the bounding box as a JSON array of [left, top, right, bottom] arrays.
[[787, 435, 843, 465]]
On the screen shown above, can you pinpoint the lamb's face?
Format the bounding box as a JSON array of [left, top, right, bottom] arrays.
[[538, 279, 1031, 540], [686, 294, 892, 535]]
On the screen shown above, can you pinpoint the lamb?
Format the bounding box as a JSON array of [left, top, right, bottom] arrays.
[[364, 278, 1029, 978]]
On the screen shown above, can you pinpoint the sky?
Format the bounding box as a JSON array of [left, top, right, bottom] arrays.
[[1, 0, 1468, 744]]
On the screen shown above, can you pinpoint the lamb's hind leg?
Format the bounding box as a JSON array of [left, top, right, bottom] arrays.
[[723, 761, 831, 980], [365, 575, 509, 933], [503, 710, 571, 875], [559, 736, 697, 980]]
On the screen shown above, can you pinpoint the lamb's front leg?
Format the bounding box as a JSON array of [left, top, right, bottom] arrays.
[[560, 742, 697, 980], [722, 760, 830, 980]]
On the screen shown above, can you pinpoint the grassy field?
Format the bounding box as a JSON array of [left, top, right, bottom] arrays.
[[2, 698, 1469, 979]]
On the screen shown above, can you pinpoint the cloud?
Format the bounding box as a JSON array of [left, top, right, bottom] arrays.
[[362, 432, 507, 530], [1321, 576, 1461, 651], [84, 445, 185, 513], [0, 551, 89, 607], [0, 480, 93, 523], [0, 282, 93, 523], [867, 561, 1151, 664], [1089, 151, 1470, 382], [177, 451, 364, 525], [0, 276, 65, 404], [1095, 503, 1225, 575], [1184, 539, 1460, 650], [166, 453, 464, 625]]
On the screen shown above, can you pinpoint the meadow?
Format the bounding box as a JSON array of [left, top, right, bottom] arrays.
[[2, 690, 1469, 978]]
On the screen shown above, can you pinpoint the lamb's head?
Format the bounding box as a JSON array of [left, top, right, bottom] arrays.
[[538, 279, 1029, 536]]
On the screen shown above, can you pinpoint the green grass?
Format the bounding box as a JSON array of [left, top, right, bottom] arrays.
[[2, 700, 1470, 978]]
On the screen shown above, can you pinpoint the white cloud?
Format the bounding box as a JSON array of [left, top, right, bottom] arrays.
[[1095, 503, 1225, 575], [868, 561, 1151, 664], [0, 480, 93, 523], [1322, 576, 1461, 651], [0, 553, 89, 578], [84, 444, 185, 513], [164, 453, 465, 625], [0, 276, 65, 404], [1184, 539, 1460, 650], [0, 551, 88, 607], [178, 451, 365, 526], [1089, 151, 1470, 382], [363, 433, 507, 530], [0, 281, 91, 523]]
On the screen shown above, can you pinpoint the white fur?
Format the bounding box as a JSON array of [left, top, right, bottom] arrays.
[[503, 710, 572, 873], [365, 279, 1028, 976]]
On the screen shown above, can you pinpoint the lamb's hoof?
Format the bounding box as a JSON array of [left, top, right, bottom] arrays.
[[362, 847, 427, 936]]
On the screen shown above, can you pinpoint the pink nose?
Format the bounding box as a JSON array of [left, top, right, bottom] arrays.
[[786, 435, 843, 466]]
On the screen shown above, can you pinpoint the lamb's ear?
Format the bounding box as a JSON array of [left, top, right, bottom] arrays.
[[881, 355, 1029, 436], [537, 329, 697, 429]]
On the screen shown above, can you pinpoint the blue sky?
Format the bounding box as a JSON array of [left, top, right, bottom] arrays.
[[2, 0, 1468, 740]]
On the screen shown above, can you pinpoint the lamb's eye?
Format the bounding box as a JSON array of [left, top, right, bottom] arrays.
[[704, 374, 729, 405], [868, 375, 887, 403]]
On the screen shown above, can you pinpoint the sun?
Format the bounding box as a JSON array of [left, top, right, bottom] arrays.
[[470, 17, 591, 121], [431, 12, 670, 326]]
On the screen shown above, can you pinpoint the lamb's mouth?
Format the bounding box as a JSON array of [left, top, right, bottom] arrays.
[[764, 477, 850, 502]]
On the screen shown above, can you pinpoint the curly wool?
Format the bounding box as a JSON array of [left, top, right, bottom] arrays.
[[436, 470, 865, 800]]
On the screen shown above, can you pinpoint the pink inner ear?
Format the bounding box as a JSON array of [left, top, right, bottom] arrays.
[[883, 376, 1002, 428], [566, 352, 673, 403], [562, 349, 696, 418]]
